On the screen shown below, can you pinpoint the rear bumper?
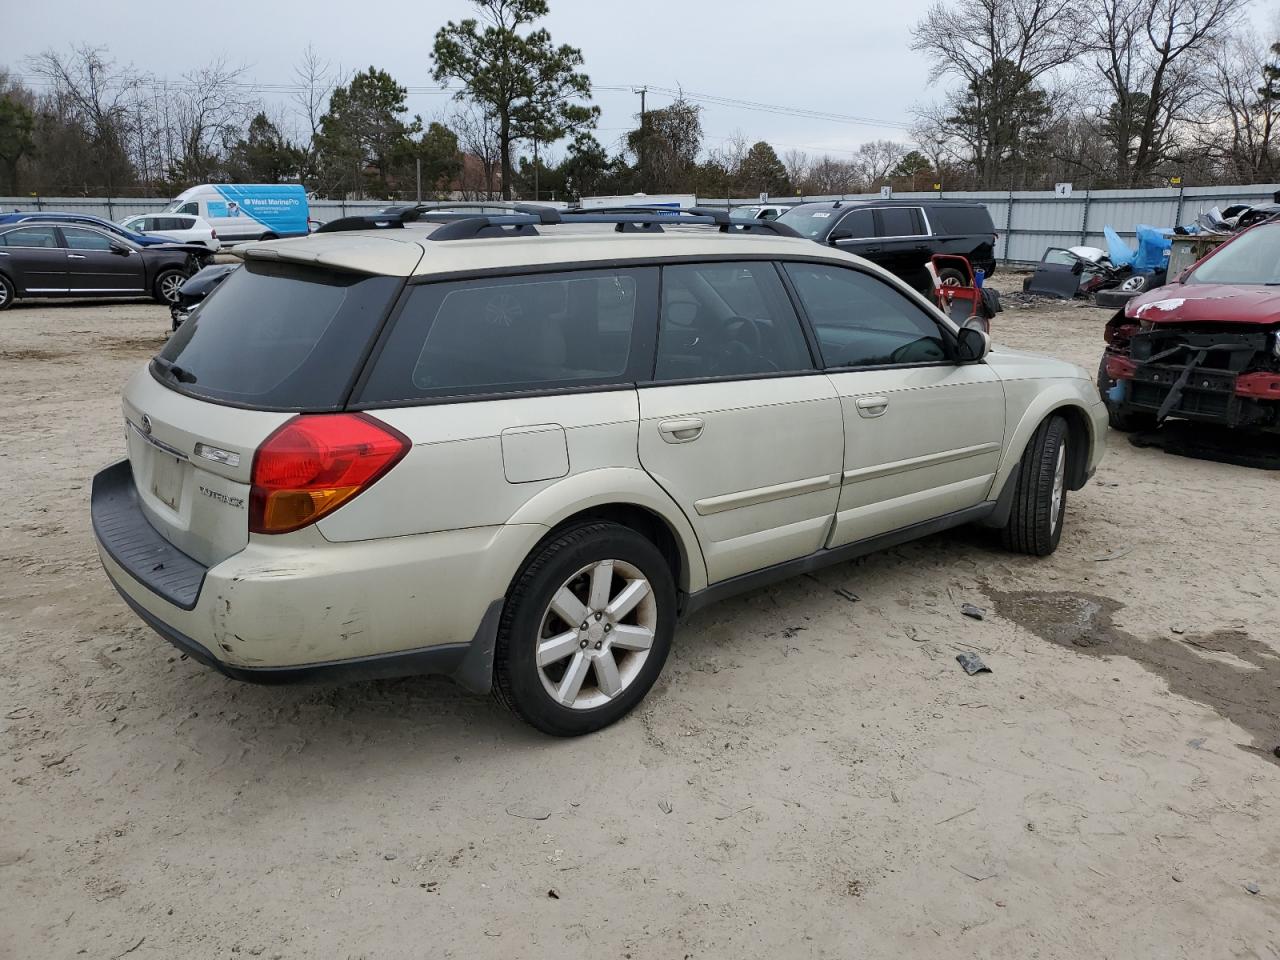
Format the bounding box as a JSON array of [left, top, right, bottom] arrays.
[[91, 459, 538, 691]]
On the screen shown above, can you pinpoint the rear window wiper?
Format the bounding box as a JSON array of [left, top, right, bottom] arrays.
[[153, 356, 197, 383]]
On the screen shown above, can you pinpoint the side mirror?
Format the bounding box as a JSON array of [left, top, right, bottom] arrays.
[[829, 228, 852, 243], [110, 243, 130, 256], [955, 324, 991, 362]]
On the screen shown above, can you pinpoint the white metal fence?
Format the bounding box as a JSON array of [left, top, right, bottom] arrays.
[[5, 184, 1278, 263]]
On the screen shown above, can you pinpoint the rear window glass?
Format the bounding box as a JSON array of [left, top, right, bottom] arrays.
[[929, 205, 995, 235], [358, 267, 654, 403], [154, 262, 401, 410]]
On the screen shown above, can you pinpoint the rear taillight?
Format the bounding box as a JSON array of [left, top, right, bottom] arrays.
[[211, 228, 217, 238], [250, 414, 410, 534]]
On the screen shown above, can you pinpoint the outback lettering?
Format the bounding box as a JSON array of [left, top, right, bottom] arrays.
[[199, 486, 244, 509]]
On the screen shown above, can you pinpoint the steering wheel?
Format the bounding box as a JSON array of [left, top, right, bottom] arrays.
[[719, 316, 780, 373], [723, 316, 763, 352]]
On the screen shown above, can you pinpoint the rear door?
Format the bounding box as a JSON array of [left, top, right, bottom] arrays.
[[0, 225, 67, 294], [782, 261, 1004, 546], [130, 261, 403, 566], [59, 226, 146, 294], [637, 261, 843, 583]]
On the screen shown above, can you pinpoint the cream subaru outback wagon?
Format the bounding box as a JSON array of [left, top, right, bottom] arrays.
[[91, 204, 1107, 735]]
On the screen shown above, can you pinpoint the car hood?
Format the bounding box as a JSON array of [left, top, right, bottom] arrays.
[[986, 344, 1090, 381], [1125, 283, 1280, 326]]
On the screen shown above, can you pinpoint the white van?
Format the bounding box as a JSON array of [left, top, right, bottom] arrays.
[[165, 184, 309, 242]]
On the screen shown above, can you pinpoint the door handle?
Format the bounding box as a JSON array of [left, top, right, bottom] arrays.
[[855, 396, 889, 418], [67, 254, 87, 259], [658, 417, 704, 443]]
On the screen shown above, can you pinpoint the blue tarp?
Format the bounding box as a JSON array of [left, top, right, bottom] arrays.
[[1105, 224, 1173, 273]]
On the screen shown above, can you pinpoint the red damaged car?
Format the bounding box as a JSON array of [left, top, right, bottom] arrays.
[[1098, 220, 1280, 434]]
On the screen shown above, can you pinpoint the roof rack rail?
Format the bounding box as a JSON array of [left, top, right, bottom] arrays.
[[427, 217, 543, 241], [315, 214, 407, 233], [401, 201, 562, 224]]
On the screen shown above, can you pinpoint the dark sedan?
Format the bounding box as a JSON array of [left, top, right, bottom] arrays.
[[0, 222, 211, 310]]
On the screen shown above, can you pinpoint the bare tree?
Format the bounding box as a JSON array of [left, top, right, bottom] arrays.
[[27, 45, 139, 193], [450, 101, 501, 197], [854, 139, 909, 187], [912, 0, 1085, 186], [1194, 32, 1278, 182], [292, 45, 338, 176], [782, 148, 810, 189], [802, 155, 860, 196], [1088, 0, 1247, 185], [166, 60, 257, 181]]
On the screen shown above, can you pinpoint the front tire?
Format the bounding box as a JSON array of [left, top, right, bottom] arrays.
[[0, 273, 14, 311], [1001, 415, 1070, 556], [153, 269, 185, 305], [494, 522, 676, 736]]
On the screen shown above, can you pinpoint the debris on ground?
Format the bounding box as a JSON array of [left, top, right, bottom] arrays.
[[1245, 882, 1261, 895], [547, 888, 560, 899], [504, 803, 551, 821], [956, 652, 992, 675], [961, 603, 986, 620], [835, 588, 860, 603], [658, 800, 673, 815]]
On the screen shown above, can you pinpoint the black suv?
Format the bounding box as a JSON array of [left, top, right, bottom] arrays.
[[776, 199, 998, 292]]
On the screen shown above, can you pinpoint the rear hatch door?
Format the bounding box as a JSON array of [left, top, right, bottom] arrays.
[[127, 258, 406, 567]]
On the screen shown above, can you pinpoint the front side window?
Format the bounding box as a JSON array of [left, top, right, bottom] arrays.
[[61, 227, 115, 251], [359, 267, 651, 403], [0, 226, 59, 248], [784, 262, 950, 368], [833, 208, 875, 240], [177, 202, 199, 216], [655, 262, 813, 380]]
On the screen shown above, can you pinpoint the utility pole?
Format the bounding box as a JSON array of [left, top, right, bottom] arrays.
[[633, 86, 648, 189], [416, 157, 422, 203], [533, 138, 539, 201]]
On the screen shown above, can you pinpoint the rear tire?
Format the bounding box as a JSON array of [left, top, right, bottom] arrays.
[[153, 269, 185, 305], [1001, 415, 1070, 556], [1095, 288, 1139, 309], [493, 522, 676, 736], [0, 273, 14, 311], [260, 232, 278, 241]]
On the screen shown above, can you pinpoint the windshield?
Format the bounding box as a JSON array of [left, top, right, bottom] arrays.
[[154, 261, 402, 410], [729, 207, 759, 221], [1188, 223, 1280, 285], [776, 205, 837, 238]]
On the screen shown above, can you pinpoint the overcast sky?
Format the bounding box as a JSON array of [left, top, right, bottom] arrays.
[[0, 0, 941, 160]]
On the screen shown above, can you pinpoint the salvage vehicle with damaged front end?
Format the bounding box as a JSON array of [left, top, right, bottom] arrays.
[[1099, 220, 1280, 434], [91, 204, 1106, 736]]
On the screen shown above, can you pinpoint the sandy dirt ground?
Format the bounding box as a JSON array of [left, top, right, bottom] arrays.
[[2, 278, 1279, 960]]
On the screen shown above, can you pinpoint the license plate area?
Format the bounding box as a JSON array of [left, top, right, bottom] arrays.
[[151, 451, 184, 511]]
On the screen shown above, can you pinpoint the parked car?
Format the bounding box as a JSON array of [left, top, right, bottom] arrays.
[[776, 199, 998, 292], [0, 211, 175, 247], [91, 206, 1105, 735], [169, 262, 238, 329], [730, 204, 790, 221], [1099, 219, 1280, 434], [120, 213, 220, 251], [0, 222, 208, 309], [165, 183, 309, 242]]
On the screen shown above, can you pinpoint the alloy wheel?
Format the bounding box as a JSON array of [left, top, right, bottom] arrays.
[[535, 559, 657, 710], [1050, 440, 1067, 534], [160, 274, 184, 303]]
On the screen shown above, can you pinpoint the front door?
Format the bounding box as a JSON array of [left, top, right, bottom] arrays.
[[0, 224, 67, 294], [871, 206, 932, 291], [638, 261, 844, 583], [59, 226, 146, 294], [781, 261, 1005, 546]]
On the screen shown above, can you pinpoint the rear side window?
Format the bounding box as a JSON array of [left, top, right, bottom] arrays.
[[876, 207, 925, 237], [655, 262, 813, 380], [929, 205, 995, 235], [0, 226, 59, 248], [358, 267, 654, 403], [155, 262, 401, 410]]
